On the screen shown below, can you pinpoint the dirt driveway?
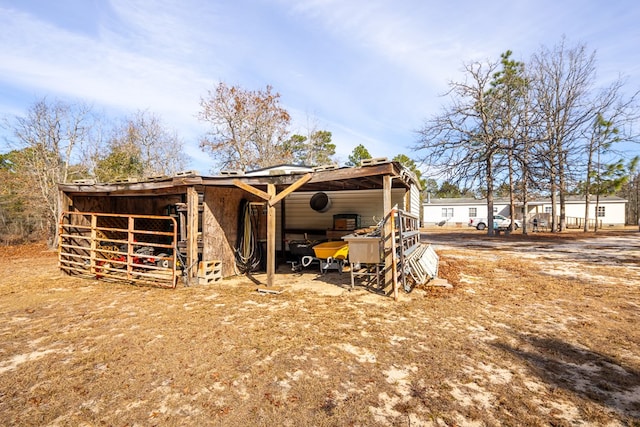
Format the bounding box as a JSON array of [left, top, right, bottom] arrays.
[[0, 230, 638, 426], [426, 227, 640, 286]]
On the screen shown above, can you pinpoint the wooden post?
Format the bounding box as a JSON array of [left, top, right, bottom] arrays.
[[231, 175, 309, 286], [58, 190, 72, 217], [186, 186, 199, 284], [56, 190, 72, 248], [127, 216, 135, 281], [390, 207, 399, 301], [383, 175, 393, 295], [266, 184, 276, 287], [404, 189, 410, 213], [89, 214, 98, 274], [280, 196, 287, 261]]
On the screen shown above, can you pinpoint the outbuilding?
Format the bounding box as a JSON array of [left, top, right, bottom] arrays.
[[58, 160, 423, 295]]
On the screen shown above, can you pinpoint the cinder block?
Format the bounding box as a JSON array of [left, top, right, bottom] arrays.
[[360, 157, 388, 166], [198, 260, 222, 285]]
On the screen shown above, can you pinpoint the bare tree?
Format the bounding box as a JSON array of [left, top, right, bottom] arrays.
[[94, 110, 188, 181], [198, 82, 291, 171], [529, 39, 597, 232], [8, 98, 93, 245], [415, 59, 503, 235], [0, 150, 48, 243]]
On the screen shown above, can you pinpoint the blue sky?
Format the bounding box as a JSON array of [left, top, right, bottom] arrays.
[[1, 0, 639, 174]]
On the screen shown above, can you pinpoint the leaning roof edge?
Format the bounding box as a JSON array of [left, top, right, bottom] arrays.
[[59, 160, 421, 191]]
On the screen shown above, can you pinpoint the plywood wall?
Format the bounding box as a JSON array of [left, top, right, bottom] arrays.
[[202, 187, 246, 278]]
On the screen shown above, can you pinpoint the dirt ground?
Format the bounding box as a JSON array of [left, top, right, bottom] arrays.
[[0, 228, 639, 426]]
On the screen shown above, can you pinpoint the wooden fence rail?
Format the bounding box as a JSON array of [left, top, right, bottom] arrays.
[[59, 211, 179, 288]]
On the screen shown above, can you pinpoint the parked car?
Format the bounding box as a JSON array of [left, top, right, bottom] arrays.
[[469, 214, 522, 230]]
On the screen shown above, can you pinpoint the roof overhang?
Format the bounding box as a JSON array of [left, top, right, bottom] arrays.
[[59, 161, 418, 197]]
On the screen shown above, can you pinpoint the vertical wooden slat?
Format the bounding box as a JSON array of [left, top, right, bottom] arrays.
[[383, 175, 393, 294], [90, 214, 98, 274], [390, 207, 399, 301], [186, 187, 199, 284], [267, 184, 276, 287], [127, 216, 135, 281], [397, 209, 405, 296]]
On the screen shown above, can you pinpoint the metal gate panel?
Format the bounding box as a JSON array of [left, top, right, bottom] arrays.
[[59, 212, 179, 288]]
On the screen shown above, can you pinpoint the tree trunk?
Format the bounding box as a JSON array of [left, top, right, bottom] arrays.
[[558, 148, 567, 232], [549, 165, 558, 232], [508, 150, 516, 232], [486, 156, 495, 236], [583, 147, 593, 232]]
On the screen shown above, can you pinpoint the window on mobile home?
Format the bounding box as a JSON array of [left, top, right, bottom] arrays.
[[442, 208, 453, 218]]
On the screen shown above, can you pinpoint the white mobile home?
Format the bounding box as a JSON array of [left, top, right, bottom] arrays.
[[423, 196, 628, 228]]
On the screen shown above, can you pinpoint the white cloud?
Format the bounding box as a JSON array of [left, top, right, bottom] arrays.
[[0, 5, 217, 156], [1, 0, 639, 170]]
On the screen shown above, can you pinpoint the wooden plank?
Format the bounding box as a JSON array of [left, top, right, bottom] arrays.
[[127, 216, 135, 281], [311, 162, 395, 183], [202, 187, 244, 278], [90, 214, 98, 274], [269, 173, 312, 206], [59, 180, 188, 193], [397, 209, 405, 295], [390, 207, 399, 301], [267, 184, 276, 287], [383, 175, 393, 296], [172, 176, 203, 186], [186, 186, 199, 283], [233, 179, 270, 201], [204, 163, 403, 191]]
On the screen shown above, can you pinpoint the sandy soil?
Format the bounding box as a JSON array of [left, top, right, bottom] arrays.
[[0, 230, 639, 426]]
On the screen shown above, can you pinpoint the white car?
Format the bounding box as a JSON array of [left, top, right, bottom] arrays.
[[469, 214, 522, 230]]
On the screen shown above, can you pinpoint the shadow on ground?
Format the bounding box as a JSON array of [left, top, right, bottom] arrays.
[[493, 334, 640, 420]]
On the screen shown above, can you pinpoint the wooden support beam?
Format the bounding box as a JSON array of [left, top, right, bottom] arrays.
[[233, 175, 311, 287], [186, 186, 199, 284], [233, 179, 270, 201], [269, 173, 312, 206], [266, 184, 276, 287]]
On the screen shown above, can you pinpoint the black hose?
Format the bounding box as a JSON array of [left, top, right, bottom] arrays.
[[235, 199, 262, 273]]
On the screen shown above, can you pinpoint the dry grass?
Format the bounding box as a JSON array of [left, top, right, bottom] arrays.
[[1, 229, 639, 426]]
